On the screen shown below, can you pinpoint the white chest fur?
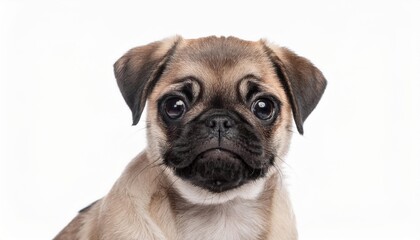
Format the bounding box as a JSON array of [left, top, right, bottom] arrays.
[[175, 198, 268, 240]]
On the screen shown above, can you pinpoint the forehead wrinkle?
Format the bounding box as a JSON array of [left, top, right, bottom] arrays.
[[160, 38, 276, 106], [199, 61, 267, 106]]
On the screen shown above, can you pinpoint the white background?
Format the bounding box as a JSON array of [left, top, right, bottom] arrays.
[[1, 0, 419, 239]]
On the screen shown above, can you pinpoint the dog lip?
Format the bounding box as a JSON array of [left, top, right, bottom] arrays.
[[194, 148, 244, 162], [169, 148, 242, 170]]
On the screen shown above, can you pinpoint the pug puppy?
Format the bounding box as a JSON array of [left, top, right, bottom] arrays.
[[55, 36, 326, 240]]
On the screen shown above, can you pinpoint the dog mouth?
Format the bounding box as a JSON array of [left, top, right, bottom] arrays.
[[173, 148, 263, 193]]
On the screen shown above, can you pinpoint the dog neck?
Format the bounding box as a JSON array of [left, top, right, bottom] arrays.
[[150, 171, 279, 240]]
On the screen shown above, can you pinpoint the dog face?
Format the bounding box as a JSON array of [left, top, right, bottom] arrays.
[[114, 36, 326, 204]]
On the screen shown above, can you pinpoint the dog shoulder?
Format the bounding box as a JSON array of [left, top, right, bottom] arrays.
[[54, 200, 101, 240]]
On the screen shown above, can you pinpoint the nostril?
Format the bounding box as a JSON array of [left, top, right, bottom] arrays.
[[206, 119, 217, 128], [223, 119, 233, 129], [205, 115, 235, 130]]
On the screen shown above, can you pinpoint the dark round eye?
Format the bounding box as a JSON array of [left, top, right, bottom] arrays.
[[164, 97, 186, 119], [252, 98, 275, 120]]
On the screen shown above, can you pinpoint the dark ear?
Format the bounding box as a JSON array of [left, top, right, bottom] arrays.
[[263, 43, 327, 134], [114, 36, 181, 125]]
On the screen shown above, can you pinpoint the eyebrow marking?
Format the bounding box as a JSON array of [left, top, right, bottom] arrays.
[[172, 76, 203, 102], [246, 81, 261, 102], [181, 82, 193, 102], [238, 74, 262, 102], [240, 74, 261, 82], [236, 74, 262, 102]]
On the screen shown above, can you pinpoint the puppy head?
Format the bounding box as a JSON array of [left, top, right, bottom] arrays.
[[114, 36, 326, 204]]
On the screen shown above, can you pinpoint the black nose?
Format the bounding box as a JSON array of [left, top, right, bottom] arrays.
[[205, 115, 235, 132]]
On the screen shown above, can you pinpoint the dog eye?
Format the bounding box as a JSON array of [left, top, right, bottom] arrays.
[[164, 97, 186, 119], [252, 98, 275, 120]]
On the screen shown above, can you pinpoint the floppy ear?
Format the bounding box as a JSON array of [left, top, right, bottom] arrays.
[[114, 36, 182, 125], [263, 43, 327, 134]]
